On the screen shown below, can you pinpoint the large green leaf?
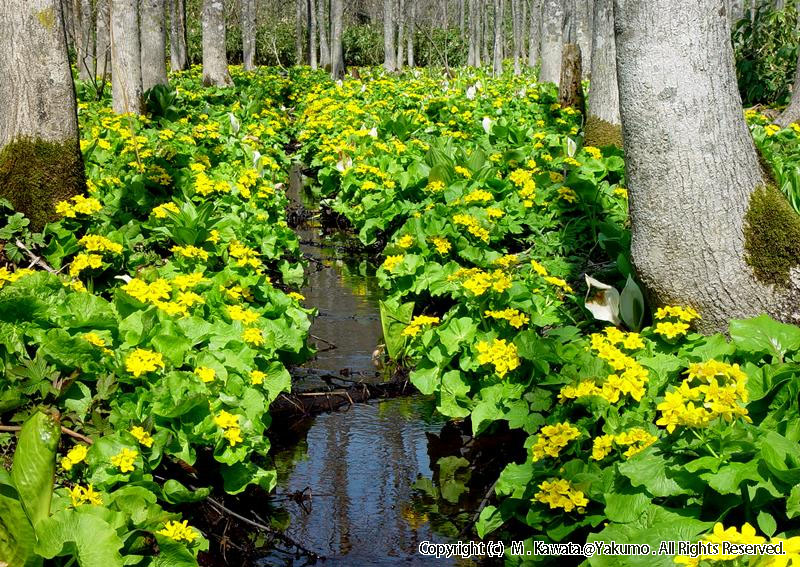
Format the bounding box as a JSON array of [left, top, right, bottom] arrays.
[[11, 411, 60, 526], [378, 298, 414, 359], [34, 508, 123, 567], [0, 479, 40, 567], [729, 314, 800, 358]]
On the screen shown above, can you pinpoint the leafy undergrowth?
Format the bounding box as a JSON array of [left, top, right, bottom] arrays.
[[294, 67, 800, 566]]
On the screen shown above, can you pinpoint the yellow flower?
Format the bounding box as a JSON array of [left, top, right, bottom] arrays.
[[172, 272, 207, 290], [242, 327, 265, 346], [476, 339, 520, 378], [655, 305, 700, 322], [531, 422, 581, 461], [172, 245, 209, 261], [288, 291, 305, 301], [61, 444, 89, 471], [151, 201, 180, 219], [227, 304, 260, 324], [79, 235, 123, 254], [110, 448, 138, 473], [250, 370, 266, 385], [223, 427, 243, 446], [130, 426, 154, 448], [194, 366, 216, 383], [654, 321, 690, 339], [544, 276, 573, 294], [591, 435, 615, 461], [69, 484, 103, 507], [158, 520, 199, 542], [397, 235, 414, 248], [429, 237, 451, 254], [534, 478, 588, 513], [69, 252, 103, 277], [402, 315, 441, 338], [383, 255, 404, 271], [530, 260, 548, 276], [214, 410, 239, 429], [125, 349, 165, 377], [484, 308, 529, 329]]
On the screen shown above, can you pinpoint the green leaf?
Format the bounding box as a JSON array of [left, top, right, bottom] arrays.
[[438, 317, 477, 355], [729, 314, 800, 358], [34, 508, 124, 567], [787, 485, 800, 519], [162, 480, 211, 504], [757, 510, 777, 537], [437, 456, 469, 503], [604, 491, 651, 523], [153, 537, 202, 567], [475, 505, 504, 538], [11, 411, 60, 526], [151, 334, 191, 366], [619, 276, 645, 331], [378, 299, 414, 359], [0, 481, 40, 567], [617, 448, 689, 497], [221, 462, 277, 495]]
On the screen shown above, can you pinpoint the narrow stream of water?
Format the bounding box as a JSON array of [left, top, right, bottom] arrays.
[[257, 167, 480, 566]]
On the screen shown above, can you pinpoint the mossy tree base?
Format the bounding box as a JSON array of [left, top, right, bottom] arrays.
[[744, 183, 800, 286], [584, 115, 623, 148], [0, 137, 85, 230]]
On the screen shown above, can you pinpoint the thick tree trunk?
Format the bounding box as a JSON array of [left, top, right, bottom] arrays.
[[317, 0, 330, 68], [558, 43, 584, 112], [576, 0, 592, 78], [493, 0, 504, 74], [407, 0, 416, 67], [396, 0, 406, 70], [308, 0, 318, 69], [776, 51, 800, 127], [482, 0, 491, 63], [383, 0, 396, 71], [242, 0, 257, 70], [111, 0, 144, 113], [528, 0, 542, 67], [96, 0, 111, 81], [585, 0, 620, 146], [141, 0, 168, 91], [330, 0, 345, 79], [539, 0, 563, 84], [169, 0, 188, 71], [0, 0, 86, 230], [202, 0, 232, 86], [468, 0, 477, 66], [614, 0, 800, 331], [74, 0, 95, 80], [295, 0, 304, 65]]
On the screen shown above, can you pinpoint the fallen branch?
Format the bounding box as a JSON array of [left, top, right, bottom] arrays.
[[0, 424, 93, 445], [15, 239, 57, 273]]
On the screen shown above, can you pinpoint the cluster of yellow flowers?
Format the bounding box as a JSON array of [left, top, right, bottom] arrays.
[[55, 194, 103, 218], [429, 237, 451, 254], [79, 234, 123, 254], [534, 478, 589, 513], [151, 201, 180, 219], [459, 268, 512, 296], [194, 171, 231, 197], [236, 168, 259, 198], [397, 234, 414, 248], [508, 168, 537, 207], [674, 523, 800, 566], [383, 254, 404, 271], [454, 165, 471, 178], [61, 444, 88, 471], [657, 360, 750, 433], [654, 305, 700, 339], [125, 348, 165, 377], [68, 484, 103, 507], [110, 448, 138, 473], [426, 180, 446, 192], [531, 422, 581, 461], [463, 189, 493, 204], [172, 244, 209, 261], [452, 213, 490, 242], [214, 409, 243, 446], [229, 240, 261, 269], [484, 308, 529, 328], [592, 427, 658, 461], [194, 366, 216, 383], [122, 274, 206, 317], [83, 332, 112, 355], [584, 146, 602, 160], [69, 252, 103, 277], [250, 369, 267, 385], [130, 426, 154, 448], [158, 520, 199, 543], [557, 187, 578, 204], [242, 327, 265, 347], [227, 304, 260, 325], [764, 124, 781, 137], [402, 315, 441, 338], [476, 338, 520, 378], [0, 267, 34, 289]]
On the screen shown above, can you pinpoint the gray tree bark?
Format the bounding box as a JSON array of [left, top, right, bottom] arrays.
[[169, 0, 188, 71], [202, 0, 232, 86], [468, 0, 477, 65], [614, 0, 799, 331], [512, 0, 523, 74], [407, 0, 416, 67], [585, 0, 620, 146], [384, 0, 396, 71], [0, 0, 85, 228], [396, 0, 406, 70], [111, 0, 144, 113], [141, 0, 168, 90], [482, 0, 490, 63], [242, 0, 257, 70], [74, 0, 96, 80], [576, 0, 592, 77], [493, 0, 504, 74], [527, 0, 542, 67], [330, 0, 344, 78], [539, 0, 563, 84], [308, 0, 318, 69], [776, 51, 800, 126], [96, 0, 111, 81], [295, 0, 304, 65], [318, 0, 330, 67]]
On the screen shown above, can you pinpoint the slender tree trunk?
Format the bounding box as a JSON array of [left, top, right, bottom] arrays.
[[97, 0, 111, 81], [468, 0, 476, 65], [459, 0, 466, 35], [308, 0, 318, 69], [384, 0, 396, 70], [407, 0, 416, 67], [141, 0, 168, 90], [169, 0, 188, 70], [242, 0, 257, 70], [318, 0, 330, 68], [512, 0, 523, 74], [776, 51, 800, 126], [528, 0, 542, 67], [482, 0, 490, 63], [330, 0, 344, 78], [0, 0, 86, 230], [396, 0, 406, 69], [539, 0, 563, 84], [202, 0, 232, 86], [73, 0, 94, 80], [585, 0, 620, 146], [614, 0, 800, 331], [576, 0, 592, 77], [558, 43, 584, 112], [493, 0, 505, 74], [295, 0, 304, 65], [111, 0, 145, 113]]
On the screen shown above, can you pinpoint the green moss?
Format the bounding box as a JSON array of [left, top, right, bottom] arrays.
[[0, 137, 85, 230], [744, 183, 800, 286], [37, 7, 55, 30], [584, 115, 623, 149]]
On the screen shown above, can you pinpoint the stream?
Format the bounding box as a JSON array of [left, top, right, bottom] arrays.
[[257, 167, 485, 566]]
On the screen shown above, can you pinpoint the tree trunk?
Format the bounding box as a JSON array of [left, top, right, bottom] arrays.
[[407, 0, 416, 67], [614, 0, 800, 331], [96, 0, 111, 81], [242, 0, 257, 70], [169, 0, 188, 71], [73, 0, 95, 80], [468, 0, 476, 65], [318, 0, 330, 68], [0, 0, 86, 230], [111, 0, 144, 113], [585, 0, 620, 146], [383, 0, 396, 71], [459, 0, 466, 35], [776, 51, 800, 127], [493, 0, 505, 75], [141, 0, 168, 91], [558, 43, 584, 112], [482, 0, 491, 63], [512, 0, 521, 74], [396, 0, 406, 69], [576, 0, 592, 78], [539, 0, 563, 84], [308, 0, 318, 69], [527, 0, 542, 67], [330, 0, 345, 78], [202, 0, 232, 86], [295, 0, 304, 65]]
